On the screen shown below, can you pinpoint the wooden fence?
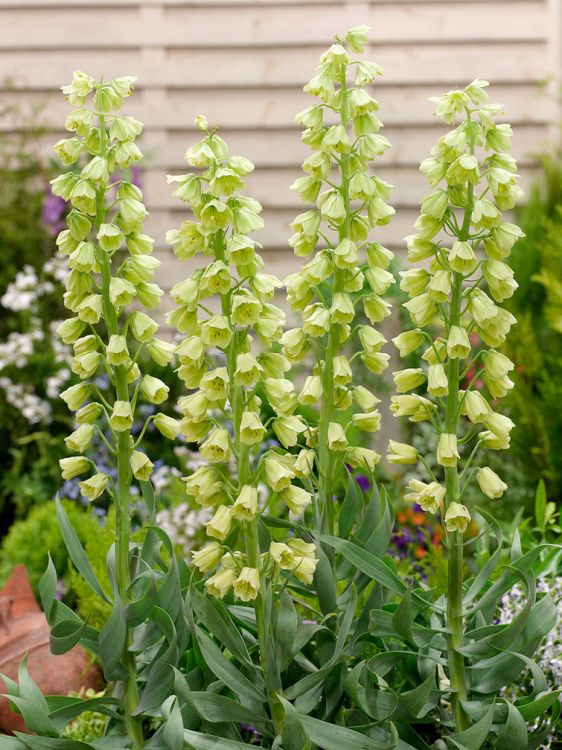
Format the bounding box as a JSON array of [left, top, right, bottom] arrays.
[[0, 0, 559, 294]]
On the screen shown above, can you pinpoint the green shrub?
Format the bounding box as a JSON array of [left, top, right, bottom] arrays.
[[0, 499, 109, 602]]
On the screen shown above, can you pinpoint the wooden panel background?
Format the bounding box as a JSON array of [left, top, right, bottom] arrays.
[[0, 0, 559, 292]]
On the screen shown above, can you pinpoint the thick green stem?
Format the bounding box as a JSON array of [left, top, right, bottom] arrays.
[[317, 63, 350, 542], [96, 109, 143, 749], [217, 233, 284, 738], [444, 113, 475, 732]]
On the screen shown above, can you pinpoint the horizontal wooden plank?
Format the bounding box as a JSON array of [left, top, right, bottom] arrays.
[[0, 2, 547, 48], [144, 164, 538, 211], [0, 40, 548, 90], [149, 123, 546, 168], [144, 204, 519, 250], [0, 84, 554, 134]]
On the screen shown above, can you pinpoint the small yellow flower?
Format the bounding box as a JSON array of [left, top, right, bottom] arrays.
[[232, 486, 259, 522], [476, 467, 507, 499], [437, 433, 460, 467], [205, 567, 236, 599], [130, 451, 154, 481], [280, 485, 312, 516], [205, 505, 233, 541], [200, 428, 231, 462], [328, 422, 348, 451], [79, 473, 109, 502], [387, 440, 418, 465], [233, 567, 260, 602], [445, 501, 471, 534], [110, 401, 134, 432], [192, 542, 223, 573]]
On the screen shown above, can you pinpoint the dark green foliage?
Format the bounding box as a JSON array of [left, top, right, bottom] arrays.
[[505, 134, 562, 505]]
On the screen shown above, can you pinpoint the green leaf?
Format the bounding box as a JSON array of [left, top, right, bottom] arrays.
[[0, 738, 27, 749], [314, 543, 338, 616], [98, 596, 126, 681], [534, 479, 547, 531], [339, 472, 363, 539], [515, 690, 562, 722], [13, 738, 95, 750], [399, 671, 436, 719], [182, 731, 259, 750], [392, 589, 414, 644], [190, 691, 268, 726], [284, 706, 397, 750], [283, 663, 338, 702], [496, 702, 528, 750], [275, 590, 298, 671], [464, 508, 503, 605], [190, 586, 253, 668], [194, 627, 265, 704], [49, 617, 91, 656], [140, 479, 156, 522], [55, 498, 109, 603], [135, 608, 178, 714], [446, 705, 494, 750], [47, 696, 120, 735], [320, 535, 406, 595], [281, 696, 311, 750], [162, 696, 184, 750], [343, 662, 397, 723]]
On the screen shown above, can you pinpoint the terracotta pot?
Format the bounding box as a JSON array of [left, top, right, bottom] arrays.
[[0, 565, 100, 734]]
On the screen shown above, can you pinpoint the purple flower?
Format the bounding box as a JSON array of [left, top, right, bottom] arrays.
[[355, 474, 371, 492], [42, 188, 66, 235]]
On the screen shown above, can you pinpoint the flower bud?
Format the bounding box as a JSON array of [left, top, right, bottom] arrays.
[[264, 455, 295, 492], [65, 423, 94, 453], [130, 450, 154, 481], [77, 294, 103, 324], [59, 456, 90, 480], [239, 412, 266, 447], [205, 505, 233, 541], [393, 368, 425, 394], [110, 400, 134, 432], [192, 542, 223, 573], [146, 338, 175, 366], [106, 335, 129, 366], [328, 422, 348, 451], [392, 329, 425, 358], [79, 473, 110, 502], [476, 467, 507, 499], [280, 484, 312, 516], [387, 440, 418, 465], [154, 413, 181, 441], [129, 311, 159, 342], [60, 383, 91, 411], [437, 433, 460, 467]]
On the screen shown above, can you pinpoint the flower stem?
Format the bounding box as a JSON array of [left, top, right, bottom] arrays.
[[97, 109, 143, 749], [217, 232, 284, 739], [317, 63, 350, 543], [444, 112, 475, 733]]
